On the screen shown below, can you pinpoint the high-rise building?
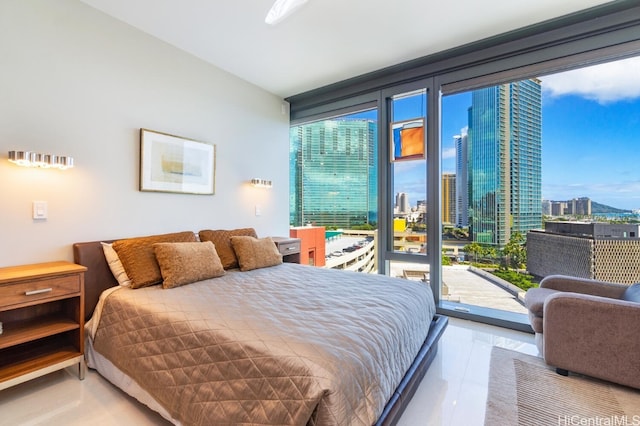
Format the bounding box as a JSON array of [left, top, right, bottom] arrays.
[[468, 79, 542, 247], [569, 197, 592, 216], [290, 119, 377, 228], [454, 127, 469, 227], [396, 192, 410, 214], [545, 197, 592, 217], [442, 173, 456, 225], [551, 201, 568, 216]]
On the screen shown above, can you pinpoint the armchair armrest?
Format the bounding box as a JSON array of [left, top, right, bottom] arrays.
[[540, 275, 627, 299], [543, 292, 640, 389]]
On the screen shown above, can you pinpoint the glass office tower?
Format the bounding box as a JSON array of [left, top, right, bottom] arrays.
[[290, 119, 377, 228], [468, 79, 542, 247]]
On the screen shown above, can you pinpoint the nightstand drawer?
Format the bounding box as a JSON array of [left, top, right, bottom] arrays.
[[277, 241, 301, 255], [0, 275, 81, 309]]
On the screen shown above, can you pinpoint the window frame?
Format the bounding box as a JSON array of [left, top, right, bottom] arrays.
[[289, 1, 640, 118], [286, 1, 640, 331]]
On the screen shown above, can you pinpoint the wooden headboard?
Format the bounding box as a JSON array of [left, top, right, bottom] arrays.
[[73, 240, 118, 322]]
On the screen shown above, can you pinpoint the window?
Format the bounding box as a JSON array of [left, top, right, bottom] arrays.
[[290, 109, 379, 272], [287, 2, 640, 329]]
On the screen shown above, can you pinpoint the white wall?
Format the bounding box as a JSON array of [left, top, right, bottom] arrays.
[[0, 0, 290, 267]]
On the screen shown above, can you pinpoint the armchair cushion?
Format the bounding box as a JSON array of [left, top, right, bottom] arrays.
[[524, 287, 560, 317], [622, 283, 640, 302], [540, 275, 627, 299], [543, 292, 640, 389]]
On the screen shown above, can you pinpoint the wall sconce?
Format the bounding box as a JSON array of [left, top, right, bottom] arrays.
[[8, 151, 74, 170], [250, 178, 273, 188]]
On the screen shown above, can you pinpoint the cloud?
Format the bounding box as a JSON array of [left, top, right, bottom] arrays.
[[442, 147, 456, 159], [540, 56, 640, 104]]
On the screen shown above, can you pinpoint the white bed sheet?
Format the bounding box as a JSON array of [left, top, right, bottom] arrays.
[[85, 334, 180, 425]]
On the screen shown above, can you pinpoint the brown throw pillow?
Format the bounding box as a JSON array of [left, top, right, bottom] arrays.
[[198, 228, 258, 269], [112, 231, 197, 288], [153, 241, 225, 289], [230, 236, 283, 271]]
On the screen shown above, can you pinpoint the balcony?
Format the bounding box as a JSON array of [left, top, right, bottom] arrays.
[[320, 234, 528, 319]]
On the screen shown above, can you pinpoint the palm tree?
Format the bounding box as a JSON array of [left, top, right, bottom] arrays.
[[502, 232, 527, 269], [463, 241, 484, 263]]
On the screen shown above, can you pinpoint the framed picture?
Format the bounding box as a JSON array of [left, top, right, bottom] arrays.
[[140, 129, 216, 195], [390, 118, 425, 162]]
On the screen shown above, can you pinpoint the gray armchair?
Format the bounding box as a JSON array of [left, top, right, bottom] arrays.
[[525, 275, 640, 389]]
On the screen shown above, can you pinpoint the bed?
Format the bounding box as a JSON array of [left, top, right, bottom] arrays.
[[73, 234, 447, 426]]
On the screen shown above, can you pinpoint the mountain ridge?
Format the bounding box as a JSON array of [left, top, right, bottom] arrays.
[[591, 200, 632, 214]]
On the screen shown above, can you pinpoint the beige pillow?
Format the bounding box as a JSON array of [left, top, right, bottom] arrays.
[[112, 231, 197, 288], [198, 228, 258, 269], [153, 241, 225, 289], [230, 236, 283, 271], [101, 242, 132, 287]]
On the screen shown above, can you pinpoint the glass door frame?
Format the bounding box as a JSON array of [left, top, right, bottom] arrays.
[[377, 78, 442, 301]]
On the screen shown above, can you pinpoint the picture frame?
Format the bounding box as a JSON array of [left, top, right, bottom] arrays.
[[390, 118, 426, 162], [140, 128, 216, 195]]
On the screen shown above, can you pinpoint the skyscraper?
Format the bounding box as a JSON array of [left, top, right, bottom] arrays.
[[290, 119, 377, 228], [571, 197, 592, 216], [454, 127, 469, 227], [396, 192, 410, 214], [468, 79, 542, 247], [442, 173, 456, 225]]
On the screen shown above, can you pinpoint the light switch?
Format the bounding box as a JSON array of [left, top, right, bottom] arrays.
[[255, 205, 262, 216], [33, 201, 48, 220]]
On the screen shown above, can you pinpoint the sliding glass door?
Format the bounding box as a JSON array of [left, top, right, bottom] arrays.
[[438, 55, 640, 318]]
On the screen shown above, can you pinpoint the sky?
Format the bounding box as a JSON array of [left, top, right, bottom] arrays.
[[335, 56, 640, 211], [440, 56, 640, 211]]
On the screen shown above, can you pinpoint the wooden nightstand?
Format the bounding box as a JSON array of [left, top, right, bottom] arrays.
[[272, 237, 302, 264], [0, 261, 86, 391]]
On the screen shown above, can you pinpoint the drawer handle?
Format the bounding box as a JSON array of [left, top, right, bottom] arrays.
[[286, 247, 297, 251], [25, 288, 53, 296]]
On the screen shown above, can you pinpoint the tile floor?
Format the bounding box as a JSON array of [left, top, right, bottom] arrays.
[[0, 317, 537, 426]]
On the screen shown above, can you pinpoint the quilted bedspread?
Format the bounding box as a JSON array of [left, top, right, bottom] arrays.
[[91, 263, 435, 425]]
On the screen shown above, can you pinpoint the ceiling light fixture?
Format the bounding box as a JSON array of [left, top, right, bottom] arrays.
[[265, 0, 308, 26]]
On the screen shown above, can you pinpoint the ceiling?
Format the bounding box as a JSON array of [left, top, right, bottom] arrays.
[[80, 0, 614, 99]]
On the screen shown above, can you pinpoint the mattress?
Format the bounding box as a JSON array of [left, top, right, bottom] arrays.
[[86, 263, 436, 425]]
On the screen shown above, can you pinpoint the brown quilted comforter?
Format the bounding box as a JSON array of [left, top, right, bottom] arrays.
[[91, 263, 435, 425]]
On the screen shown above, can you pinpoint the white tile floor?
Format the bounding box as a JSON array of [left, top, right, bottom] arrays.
[[0, 317, 537, 426], [397, 318, 537, 426]]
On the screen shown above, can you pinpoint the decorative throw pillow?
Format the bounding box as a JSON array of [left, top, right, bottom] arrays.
[[101, 242, 132, 287], [622, 283, 640, 303], [153, 241, 225, 289], [230, 236, 283, 271], [112, 231, 197, 288], [198, 228, 258, 269]]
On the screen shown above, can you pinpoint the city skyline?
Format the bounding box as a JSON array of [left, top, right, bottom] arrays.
[[290, 56, 640, 229], [442, 56, 640, 211]]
